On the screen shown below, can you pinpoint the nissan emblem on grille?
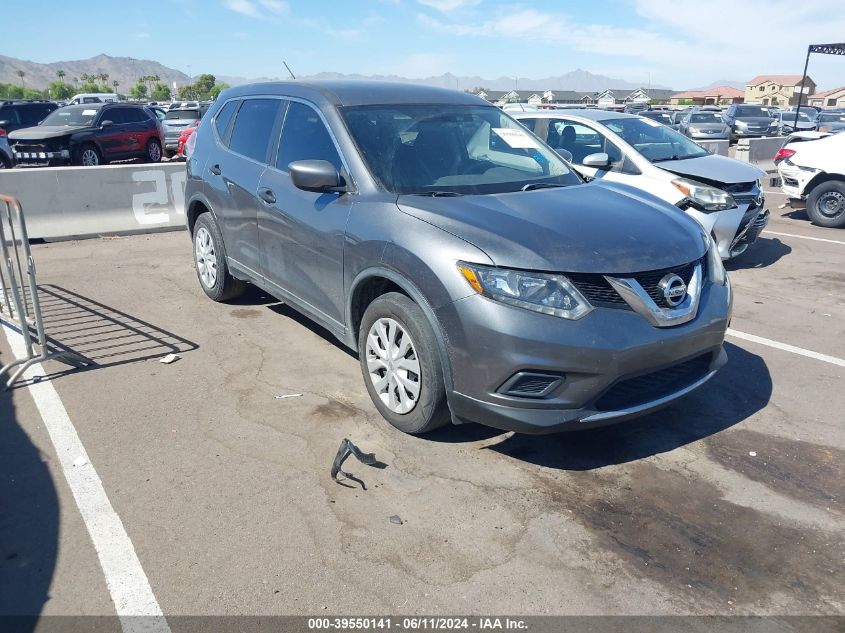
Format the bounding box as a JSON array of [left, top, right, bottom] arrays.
[[658, 274, 687, 307]]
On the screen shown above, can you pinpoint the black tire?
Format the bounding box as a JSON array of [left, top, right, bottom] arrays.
[[146, 138, 163, 163], [806, 181, 845, 228], [0, 155, 10, 169], [358, 292, 450, 434], [74, 143, 102, 167], [164, 149, 175, 159], [192, 212, 246, 302]]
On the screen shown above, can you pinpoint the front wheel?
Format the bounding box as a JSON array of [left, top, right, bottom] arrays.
[[358, 292, 450, 434], [74, 144, 102, 167], [146, 138, 162, 163], [192, 213, 246, 301], [806, 181, 845, 228]]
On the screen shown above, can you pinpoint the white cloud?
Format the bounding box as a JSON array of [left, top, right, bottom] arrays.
[[391, 52, 455, 77], [417, 0, 480, 13], [417, 3, 845, 88], [223, 0, 288, 18]]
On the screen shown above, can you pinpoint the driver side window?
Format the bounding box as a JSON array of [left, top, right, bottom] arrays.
[[549, 119, 631, 173]]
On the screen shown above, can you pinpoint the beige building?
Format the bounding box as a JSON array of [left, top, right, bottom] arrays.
[[808, 86, 845, 109], [744, 75, 816, 106], [669, 86, 744, 105]]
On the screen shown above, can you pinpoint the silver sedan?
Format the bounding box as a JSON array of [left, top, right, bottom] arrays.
[[679, 112, 730, 140]]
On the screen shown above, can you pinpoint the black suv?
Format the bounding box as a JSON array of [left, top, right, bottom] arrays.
[[8, 103, 164, 167], [0, 100, 59, 134]]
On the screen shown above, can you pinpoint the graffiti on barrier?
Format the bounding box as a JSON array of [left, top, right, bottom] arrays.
[[131, 169, 187, 225]]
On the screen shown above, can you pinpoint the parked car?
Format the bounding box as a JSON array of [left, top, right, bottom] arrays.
[[679, 111, 731, 140], [515, 109, 768, 259], [815, 111, 845, 134], [9, 103, 163, 167], [772, 110, 816, 134], [148, 106, 167, 122], [773, 132, 831, 166], [162, 106, 207, 157], [0, 100, 59, 134], [69, 93, 118, 104], [184, 81, 731, 435], [175, 124, 198, 159], [723, 104, 779, 140], [640, 110, 674, 126], [0, 126, 13, 168], [670, 110, 688, 131], [778, 132, 845, 227]]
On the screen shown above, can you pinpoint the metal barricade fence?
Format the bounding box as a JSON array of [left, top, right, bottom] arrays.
[[0, 194, 91, 389]]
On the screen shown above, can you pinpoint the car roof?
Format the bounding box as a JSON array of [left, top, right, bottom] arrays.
[[223, 80, 487, 107], [511, 108, 637, 122]]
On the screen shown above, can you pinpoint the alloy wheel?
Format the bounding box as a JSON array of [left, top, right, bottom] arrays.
[[81, 148, 99, 166], [194, 227, 217, 288], [365, 317, 421, 414], [149, 142, 161, 162]]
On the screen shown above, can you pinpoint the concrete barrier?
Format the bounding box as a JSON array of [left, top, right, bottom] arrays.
[[735, 137, 783, 173], [0, 163, 187, 240], [696, 140, 729, 157]]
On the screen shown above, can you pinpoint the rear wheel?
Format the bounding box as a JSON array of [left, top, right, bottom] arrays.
[[192, 212, 246, 301], [806, 181, 845, 228], [359, 292, 449, 434], [146, 138, 162, 163], [74, 144, 102, 167]]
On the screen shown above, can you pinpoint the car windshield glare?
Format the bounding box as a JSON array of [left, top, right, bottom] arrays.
[[689, 113, 722, 124], [340, 104, 580, 195], [603, 117, 709, 162], [41, 107, 99, 127]]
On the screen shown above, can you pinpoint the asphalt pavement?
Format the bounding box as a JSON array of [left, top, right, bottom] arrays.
[[1, 190, 843, 623]]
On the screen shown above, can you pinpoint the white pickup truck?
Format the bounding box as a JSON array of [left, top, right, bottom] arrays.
[[778, 132, 845, 228]]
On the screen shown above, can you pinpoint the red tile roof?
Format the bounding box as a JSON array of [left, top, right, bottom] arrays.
[[671, 86, 744, 99], [811, 86, 845, 99]]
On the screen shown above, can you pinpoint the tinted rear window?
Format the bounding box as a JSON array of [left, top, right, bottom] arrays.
[[228, 99, 282, 163], [20, 104, 56, 125], [165, 109, 201, 120]]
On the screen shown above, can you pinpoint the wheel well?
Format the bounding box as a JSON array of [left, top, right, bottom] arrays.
[[806, 172, 845, 196], [187, 200, 209, 235], [350, 276, 406, 339]]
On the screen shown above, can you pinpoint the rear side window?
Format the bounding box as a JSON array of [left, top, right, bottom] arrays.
[[122, 108, 145, 123], [214, 101, 238, 142], [276, 102, 342, 172], [228, 99, 282, 163], [20, 104, 55, 125], [102, 108, 126, 124], [0, 107, 21, 126]]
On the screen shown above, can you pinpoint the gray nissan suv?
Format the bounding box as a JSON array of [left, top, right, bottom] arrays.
[[185, 81, 731, 435]]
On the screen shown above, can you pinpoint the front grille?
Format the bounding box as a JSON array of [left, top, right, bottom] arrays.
[[594, 353, 713, 411], [569, 259, 703, 310]]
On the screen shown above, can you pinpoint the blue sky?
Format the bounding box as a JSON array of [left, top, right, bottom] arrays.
[[4, 0, 845, 89]]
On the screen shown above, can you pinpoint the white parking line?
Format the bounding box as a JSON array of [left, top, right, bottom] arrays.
[[1, 324, 170, 633], [762, 230, 845, 245], [727, 328, 845, 368]]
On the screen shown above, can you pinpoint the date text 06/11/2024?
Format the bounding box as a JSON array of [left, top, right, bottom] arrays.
[[307, 617, 529, 630]]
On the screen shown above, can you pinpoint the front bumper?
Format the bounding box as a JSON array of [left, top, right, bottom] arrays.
[[438, 280, 731, 434]]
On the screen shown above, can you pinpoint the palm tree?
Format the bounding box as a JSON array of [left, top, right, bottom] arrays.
[[72, 77, 79, 87], [100, 73, 109, 85], [16, 70, 25, 88], [57, 69, 66, 84], [80, 73, 90, 84], [113, 80, 119, 92]]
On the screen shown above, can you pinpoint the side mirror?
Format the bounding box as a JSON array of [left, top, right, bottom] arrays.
[[289, 160, 345, 193], [555, 148, 573, 162], [582, 152, 611, 168], [100, 120, 113, 128]]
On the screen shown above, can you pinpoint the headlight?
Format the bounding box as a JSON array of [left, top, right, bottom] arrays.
[[457, 262, 592, 320], [672, 177, 737, 212], [707, 235, 728, 285]]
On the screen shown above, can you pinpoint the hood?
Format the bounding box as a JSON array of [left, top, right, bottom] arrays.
[[396, 182, 706, 274], [734, 117, 775, 126], [9, 125, 94, 141], [658, 153, 765, 184]]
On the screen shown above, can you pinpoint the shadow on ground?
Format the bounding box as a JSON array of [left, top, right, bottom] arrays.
[[0, 377, 58, 626], [726, 236, 791, 270]]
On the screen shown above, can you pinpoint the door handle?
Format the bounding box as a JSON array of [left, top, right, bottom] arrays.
[[258, 187, 276, 205], [209, 164, 221, 176]]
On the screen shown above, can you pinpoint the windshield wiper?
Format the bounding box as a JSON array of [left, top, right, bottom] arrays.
[[652, 155, 682, 163], [521, 183, 565, 191], [408, 191, 464, 197]]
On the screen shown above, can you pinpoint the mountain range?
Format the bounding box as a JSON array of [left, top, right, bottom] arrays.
[[0, 53, 674, 93]]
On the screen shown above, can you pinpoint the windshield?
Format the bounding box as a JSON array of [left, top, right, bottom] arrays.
[[341, 104, 580, 195], [734, 106, 771, 118], [689, 113, 723, 124], [818, 113, 845, 122], [602, 117, 709, 162], [41, 106, 100, 127], [641, 112, 672, 124], [165, 109, 201, 120]]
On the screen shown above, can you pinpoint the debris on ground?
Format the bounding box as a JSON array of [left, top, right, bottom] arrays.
[[749, 451, 757, 457], [331, 438, 385, 490], [159, 353, 180, 364], [274, 393, 303, 400], [72, 456, 88, 468], [389, 515, 403, 525]]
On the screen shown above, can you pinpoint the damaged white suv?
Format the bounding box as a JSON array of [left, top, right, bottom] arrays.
[[778, 132, 845, 228]]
